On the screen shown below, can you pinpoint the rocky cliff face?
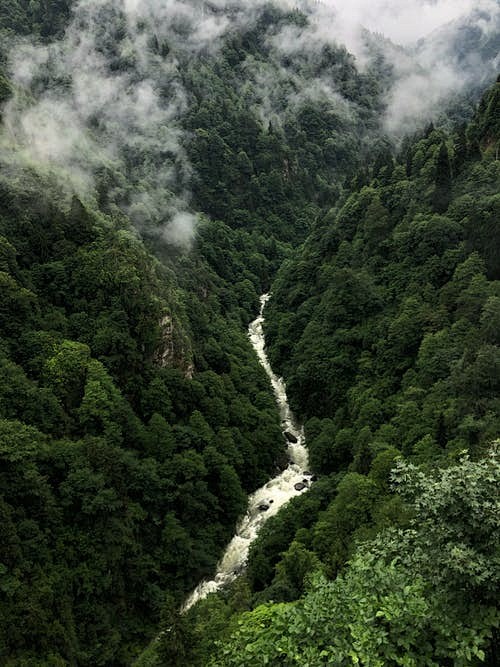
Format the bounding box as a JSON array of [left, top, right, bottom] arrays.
[[154, 311, 194, 378]]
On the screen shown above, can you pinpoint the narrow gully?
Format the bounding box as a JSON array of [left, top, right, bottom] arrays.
[[182, 293, 312, 613]]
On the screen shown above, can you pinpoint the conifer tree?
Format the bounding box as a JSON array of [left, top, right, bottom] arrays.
[[431, 142, 452, 213], [452, 124, 468, 175]]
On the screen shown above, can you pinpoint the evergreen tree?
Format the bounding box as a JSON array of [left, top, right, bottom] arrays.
[[156, 595, 195, 667], [431, 142, 452, 213], [452, 124, 468, 175]]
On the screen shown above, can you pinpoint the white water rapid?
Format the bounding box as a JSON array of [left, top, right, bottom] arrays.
[[182, 293, 311, 612]]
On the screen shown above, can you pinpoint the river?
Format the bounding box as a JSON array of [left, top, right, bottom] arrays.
[[182, 293, 311, 612]]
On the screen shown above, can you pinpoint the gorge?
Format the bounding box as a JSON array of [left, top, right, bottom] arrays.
[[182, 293, 312, 612], [0, 1, 498, 666]]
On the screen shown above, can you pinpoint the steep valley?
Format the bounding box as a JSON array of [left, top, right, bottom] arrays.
[[0, 2, 499, 666]]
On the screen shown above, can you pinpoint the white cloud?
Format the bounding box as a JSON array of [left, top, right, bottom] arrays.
[[162, 211, 200, 247], [313, 0, 483, 46], [269, 0, 499, 134], [2, 0, 198, 244], [1, 0, 499, 230]]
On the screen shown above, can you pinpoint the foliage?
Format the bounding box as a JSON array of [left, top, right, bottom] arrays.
[[0, 58, 294, 663], [0, 1, 498, 663], [212, 449, 500, 666], [267, 81, 500, 460]]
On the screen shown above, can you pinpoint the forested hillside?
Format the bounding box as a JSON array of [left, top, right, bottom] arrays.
[[0, 1, 499, 666], [0, 1, 386, 663], [175, 77, 500, 667]]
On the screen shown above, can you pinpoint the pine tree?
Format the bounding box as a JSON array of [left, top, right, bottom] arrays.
[[424, 121, 435, 138], [156, 595, 194, 667], [372, 148, 394, 183], [452, 124, 468, 175], [431, 143, 452, 213]]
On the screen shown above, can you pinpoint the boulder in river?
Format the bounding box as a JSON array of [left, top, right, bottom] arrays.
[[276, 450, 290, 471], [258, 503, 270, 511], [284, 431, 298, 443], [294, 482, 307, 491]]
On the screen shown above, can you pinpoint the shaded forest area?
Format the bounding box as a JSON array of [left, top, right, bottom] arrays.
[[183, 78, 499, 667], [0, 2, 383, 663], [0, 2, 498, 666]]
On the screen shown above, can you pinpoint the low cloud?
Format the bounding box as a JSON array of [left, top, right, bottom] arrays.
[[2, 0, 199, 246], [162, 210, 200, 247], [269, 0, 500, 135], [310, 0, 486, 47], [1, 0, 498, 232]]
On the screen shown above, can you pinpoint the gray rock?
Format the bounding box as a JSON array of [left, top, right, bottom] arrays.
[[284, 431, 298, 443], [276, 450, 290, 471], [258, 503, 270, 511], [294, 482, 307, 491]]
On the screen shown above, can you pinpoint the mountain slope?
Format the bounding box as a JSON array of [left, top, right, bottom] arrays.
[[0, 1, 498, 665], [176, 79, 500, 667]]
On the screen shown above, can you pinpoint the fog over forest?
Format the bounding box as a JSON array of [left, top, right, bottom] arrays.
[[3, 0, 498, 243], [0, 1, 498, 665]]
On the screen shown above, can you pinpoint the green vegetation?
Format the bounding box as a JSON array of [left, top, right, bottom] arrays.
[[0, 166, 290, 663], [175, 80, 500, 666], [212, 448, 499, 666], [0, 1, 498, 665], [0, 3, 383, 662], [266, 81, 500, 458], [0, 0, 73, 40]]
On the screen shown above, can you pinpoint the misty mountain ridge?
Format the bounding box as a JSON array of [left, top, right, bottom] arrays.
[[0, 1, 498, 665], [1, 0, 498, 249]]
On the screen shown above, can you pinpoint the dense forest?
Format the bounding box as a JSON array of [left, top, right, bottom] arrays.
[[0, 1, 499, 666], [161, 75, 500, 667]]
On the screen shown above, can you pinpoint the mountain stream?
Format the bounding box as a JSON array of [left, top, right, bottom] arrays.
[[182, 294, 311, 612]]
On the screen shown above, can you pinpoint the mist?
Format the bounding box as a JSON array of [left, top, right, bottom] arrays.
[[2, 0, 202, 246], [1, 0, 498, 242], [307, 0, 490, 46], [268, 0, 499, 134]]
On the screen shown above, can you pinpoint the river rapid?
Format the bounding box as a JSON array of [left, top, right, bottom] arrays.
[[182, 293, 311, 612]]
